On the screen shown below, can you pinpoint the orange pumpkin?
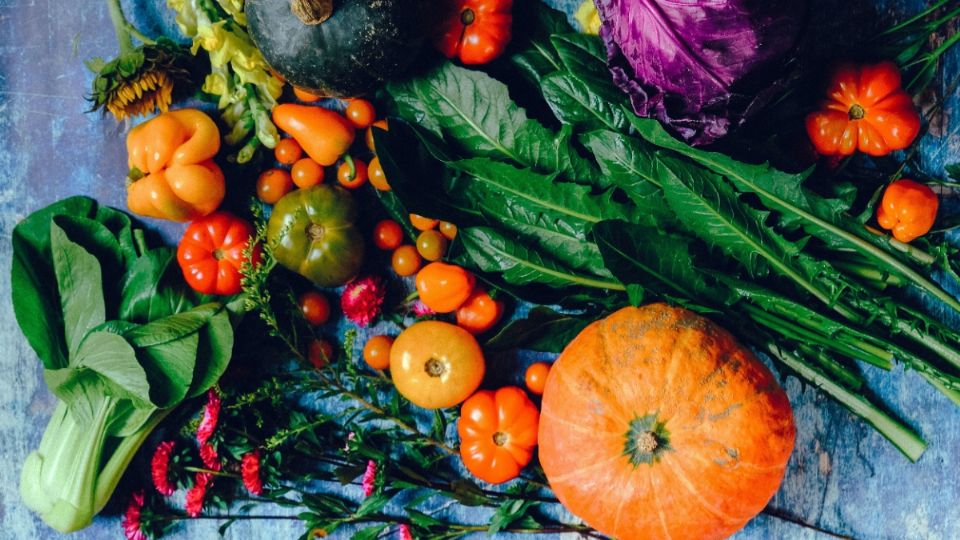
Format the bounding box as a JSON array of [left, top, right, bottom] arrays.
[[539, 304, 795, 540]]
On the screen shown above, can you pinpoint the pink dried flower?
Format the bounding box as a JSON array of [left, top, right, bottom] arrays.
[[197, 388, 221, 446], [361, 459, 377, 497], [150, 440, 176, 496], [398, 524, 413, 540], [199, 443, 221, 471], [341, 276, 386, 327], [412, 300, 434, 318], [185, 472, 213, 517], [121, 490, 147, 540], [241, 451, 264, 496], [343, 431, 356, 452]]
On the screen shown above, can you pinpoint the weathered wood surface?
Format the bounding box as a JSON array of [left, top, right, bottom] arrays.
[[0, 0, 958, 538]]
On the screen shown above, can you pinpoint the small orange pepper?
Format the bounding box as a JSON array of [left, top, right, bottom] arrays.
[[456, 287, 504, 335], [416, 262, 475, 313], [272, 104, 355, 166], [876, 179, 938, 243], [126, 109, 225, 222]]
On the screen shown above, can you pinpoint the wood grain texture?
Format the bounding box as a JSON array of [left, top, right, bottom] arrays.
[[0, 0, 957, 539]]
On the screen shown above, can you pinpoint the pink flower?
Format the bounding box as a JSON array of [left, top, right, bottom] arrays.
[[343, 431, 356, 453], [197, 388, 221, 446], [121, 490, 147, 540], [241, 451, 263, 496], [412, 300, 434, 318], [341, 276, 386, 327], [199, 443, 221, 471], [150, 440, 176, 496], [398, 524, 413, 540], [185, 472, 213, 518], [361, 459, 377, 497]]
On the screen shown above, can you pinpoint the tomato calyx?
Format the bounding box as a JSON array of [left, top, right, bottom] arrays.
[[848, 103, 865, 121], [342, 155, 357, 180], [461, 7, 476, 25], [212, 248, 225, 261], [425, 357, 447, 377], [307, 223, 326, 241], [492, 432, 508, 446]]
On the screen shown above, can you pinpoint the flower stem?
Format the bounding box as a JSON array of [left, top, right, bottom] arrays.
[[105, 0, 155, 54]]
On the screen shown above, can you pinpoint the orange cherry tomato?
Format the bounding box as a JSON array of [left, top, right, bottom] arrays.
[[374, 220, 404, 250], [876, 179, 939, 243], [299, 291, 331, 326], [291, 158, 325, 189], [345, 99, 376, 129], [416, 230, 448, 261], [439, 221, 458, 240], [337, 157, 368, 189], [459, 387, 539, 484], [363, 335, 394, 370], [368, 157, 391, 191], [524, 362, 551, 396], [293, 87, 322, 102], [410, 214, 440, 231], [366, 120, 389, 153], [177, 212, 261, 296], [392, 245, 422, 277], [390, 321, 485, 409], [274, 138, 303, 165], [456, 288, 504, 335], [257, 168, 294, 204], [308, 338, 334, 369], [416, 262, 475, 313], [273, 104, 355, 166], [806, 61, 921, 157]]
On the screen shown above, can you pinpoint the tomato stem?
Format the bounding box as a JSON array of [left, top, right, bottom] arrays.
[[343, 154, 356, 180], [848, 103, 865, 120], [460, 8, 476, 26]]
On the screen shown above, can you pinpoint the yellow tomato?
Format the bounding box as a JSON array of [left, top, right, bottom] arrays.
[[390, 321, 485, 409]]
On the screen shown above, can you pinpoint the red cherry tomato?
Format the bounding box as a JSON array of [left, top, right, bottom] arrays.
[[374, 220, 404, 250], [299, 291, 331, 325]]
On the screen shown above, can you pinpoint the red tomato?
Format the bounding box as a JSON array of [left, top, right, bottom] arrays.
[[299, 291, 331, 325], [345, 99, 376, 129], [274, 138, 303, 165], [177, 212, 261, 295], [374, 220, 404, 250]]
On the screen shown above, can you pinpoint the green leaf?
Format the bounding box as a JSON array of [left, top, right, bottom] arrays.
[[353, 490, 394, 518], [509, 2, 572, 84], [51, 222, 106, 358], [450, 479, 488, 507], [123, 303, 221, 348], [459, 227, 624, 291], [485, 306, 595, 353], [188, 309, 234, 398], [388, 63, 595, 182], [118, 248, 196, 323], [136, 331, 199, 408], [489, 499, 539, 534], [947, 163, 960, 181], [550, 34, 608, 77], [406, 509, 444, 528], [350, 525, 387, 540], [541, 71, 630, 133]]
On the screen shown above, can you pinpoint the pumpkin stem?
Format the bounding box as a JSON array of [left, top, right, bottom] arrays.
[[291, 0, 333, 25], [623, 413, 671, 467], [848, 103, 865, 120], [636, 431, 658, 453]]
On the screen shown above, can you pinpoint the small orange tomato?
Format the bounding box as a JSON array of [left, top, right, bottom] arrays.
[[524, 362, 551, 396], [368, 157, 391, 191], [390, 321, 485, 409], [459, 387, 539, 484], [363, 335, 394, 370], [456, 288, 504, 335], [275, 138, 303, 165], [292, 158, 325, 188], [308, 338, 334, 369], [293, 87, 322, 102], [416, 230, 448, 261], [416, 262, 475, 313], [337, 157, 368, 189], [345, 99, 376, 129], [374, 220, 404, 250], [366, 119, 389, 153], [299, 291, 331, 326], [410, 214, 440, 231], [257, 168, 294, 204], [876, 179, 939, 243], [392, 245, 422, 276], [439, 221, 458, 240]]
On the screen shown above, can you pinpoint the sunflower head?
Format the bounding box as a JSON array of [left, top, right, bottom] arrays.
[[88, 38, 193, 121]]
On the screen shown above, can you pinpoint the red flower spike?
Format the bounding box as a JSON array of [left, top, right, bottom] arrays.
[[185, 472, 213, 518], [361, 459, 377, 497], [121, 490, 147, 540], [341, 276, 387, 327], [151, 440, 177, 496], [200, 443, 221, 471], [398, 524, 414, 540], [241, 451, 264, 496], [197, 388, 221, 446]]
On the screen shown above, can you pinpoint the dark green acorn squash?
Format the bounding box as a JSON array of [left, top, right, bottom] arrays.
[[247, 0, 431, 97]]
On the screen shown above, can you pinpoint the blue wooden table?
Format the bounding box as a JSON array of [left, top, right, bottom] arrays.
[[1, 1, 958, 539]]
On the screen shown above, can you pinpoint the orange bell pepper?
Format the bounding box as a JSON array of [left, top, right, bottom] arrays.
[[876, 179, 938, 243], [126, 109, 225, 222], [272, 104, 355, 166]]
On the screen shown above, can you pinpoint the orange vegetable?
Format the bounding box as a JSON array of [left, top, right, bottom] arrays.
[[389, 321, 485, 409], [363, 335, 394, 370], [291, 158, 325, 189], [126, 109, 225, 221], [539, 304, 795, 540], [299, 291, 331, 326], [373, 220, 404, 251], [176, 212, 260, 296], [805, 61, 920, 156], [391, 245, 422, 276], [257, 169, 293, 204], [410, 214, 439, 231], [337, 157, 368, 189], [415, 262, 475, 313], [368, 157, 391, 191], [456, 288, 504, 335], [293, 87, 322, 102], [272, 104, 355, 166], [416, 230, 448, 261], [459, 387, 539, 484], [439, 221, 458, 240], [523, 362, 550, 396], [366, 119, 389, 153], [345, 99, 376, 129], [274, 138, 303, 165], [876, 179, 938, 243], [436, 0, 514, 65]]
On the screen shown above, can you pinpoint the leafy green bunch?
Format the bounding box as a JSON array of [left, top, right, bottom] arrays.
[[378, 4, 960, 460], [12, 197, 235, 532]]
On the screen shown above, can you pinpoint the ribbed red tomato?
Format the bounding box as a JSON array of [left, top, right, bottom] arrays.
[[177, 212, 261, 296]]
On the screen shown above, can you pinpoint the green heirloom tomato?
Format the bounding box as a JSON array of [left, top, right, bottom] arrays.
[[267, 185, 364, 287]]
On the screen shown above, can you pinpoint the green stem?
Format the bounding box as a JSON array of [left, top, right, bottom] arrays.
[[106, 0, 135, 55]]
